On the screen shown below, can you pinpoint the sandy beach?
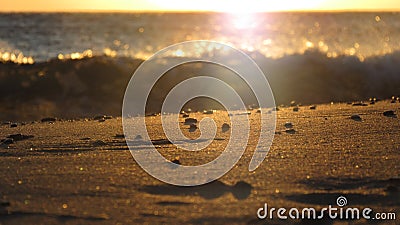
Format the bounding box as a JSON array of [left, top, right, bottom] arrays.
[[0, 100, 399, 225]]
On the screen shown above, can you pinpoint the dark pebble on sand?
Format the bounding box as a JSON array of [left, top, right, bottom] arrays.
[[93, 115, 106, 120], [6, 134, 34, 141], [189, 124, 197, 132], [256, 109, 262, 113], [98, 118, 106, 122], [222, 123, 230, 132], [2, 121, 11, 125], [182, 113, 189, 118], [114, 134, 125, 139], [41, 117, 56, 123], [272, 107, 279, 111], [293, 106, 299, 112], [93, 140, 107, 146], [1, 138, 14, 145], [290, 100, 296, 106], [309, 105, 316, 110], [383, 110, 396, 117], [285, 128, 296, 134], [385, 185, 398, 193], [284, 122, 293, 128], [10, 123, 17, 128], [135, 135, 143, 140], [203, 110, 214, 115], [352, 102, 368, 106], [350, 114, 362, 121], [184, 118, 197, 125], [171, 157, 181, 165]]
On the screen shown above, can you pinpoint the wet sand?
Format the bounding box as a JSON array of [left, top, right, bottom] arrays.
[[0, 101, 399, 225]]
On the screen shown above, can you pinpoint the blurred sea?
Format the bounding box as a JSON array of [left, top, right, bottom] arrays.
[[0, 12, 399, 63], [1, 12, 400, 120]]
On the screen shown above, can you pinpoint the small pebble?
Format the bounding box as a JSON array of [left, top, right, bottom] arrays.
[[290, 100, 296, 106], [352, 102, 368, 106], [383, 110, 396, 117], [6, 134, 34, 141], [222, 123, 230, 132], [10, 123, 17, 128], [114, 134, 125, 139], [98, 118, 106, 122], [203, 110, 214, 115], [1, 138, 14, 145], [285, 128, 296, 134], [93, 140, 107, 146], [309, 105, 316, 110], [41, 117, 56, 123], [135, 135, 143, 140], [189, 124, 197, 132], [182, 113, 189, 118], [293, 106, 299, 112], [350, 114, 362, 121], [284, 122, 293, 128], [184, 118, 197, 125], [171, 157, 181, 165], [93, 115, 106, 120]]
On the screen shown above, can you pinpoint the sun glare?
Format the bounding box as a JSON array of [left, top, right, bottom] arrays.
[[148, 0, 326, 12]]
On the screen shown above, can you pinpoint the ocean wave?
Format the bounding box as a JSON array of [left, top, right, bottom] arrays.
[[1, 50, 399, 120]]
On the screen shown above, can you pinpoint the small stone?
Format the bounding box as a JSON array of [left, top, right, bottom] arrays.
[[385, 185, 398, 193], [383, 110, 396, 117], [350, 114, 362, 121], [284, 122, 293, 128], [293, 106, 299, 112], [114, 134, 125, 139], [104, 116, 113, 120], [93, 115, 106, 120], [203, 110, 214, 115], [272, 107, 279, 111], [41, 117, 56, 123], [6, 134, 34, 141], [135, 135, 143, 140], [309, 105, 316, 110], [98, 118, 106, 122], [10, 123, 17, 128], [1, 138, 14, 145], [184, 118, 197, 125], [352, 102, 368, 106], [93, 140, 107, 146], [290, 100, 296, 106], [182, 113, 189, 118], [189, 124, 197, 132], [256, 109, 262, 113], [285, 128, 296, 134], [222, 123, 230, 132], [171, 157, 181, 165]]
